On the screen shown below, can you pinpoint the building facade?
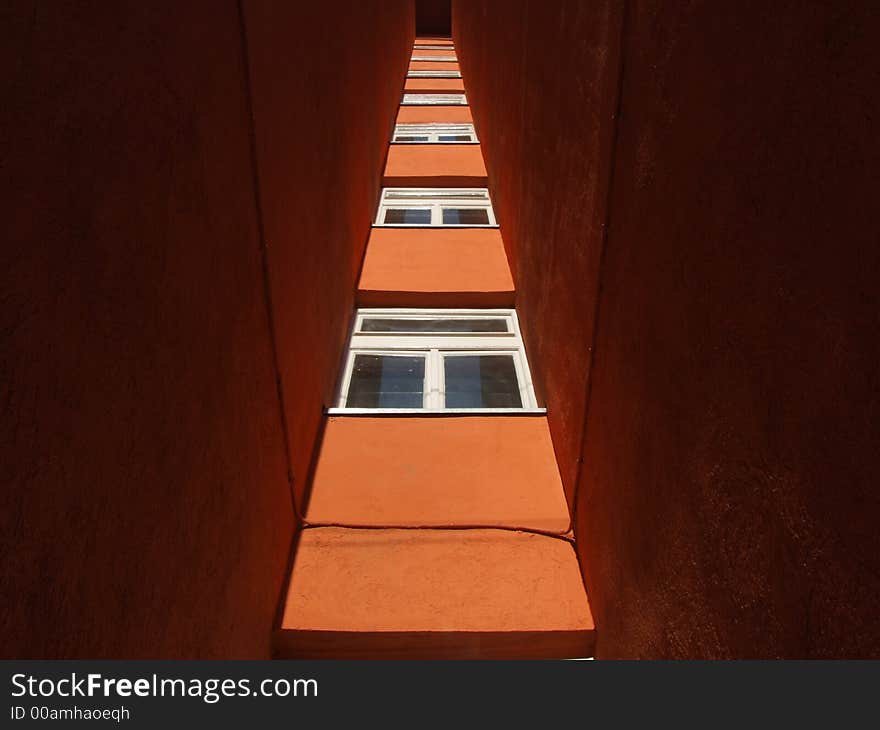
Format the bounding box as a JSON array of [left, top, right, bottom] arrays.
[[276, 36, 595, 659]]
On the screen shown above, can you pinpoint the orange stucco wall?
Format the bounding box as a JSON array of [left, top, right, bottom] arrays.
[[383, 143, 487, 186], [277, 527, 594, 659], [397, 105, 473, 124], [305, 416, 568, 531], [404, 77, 465, 93], [410, 60, 460, 71], [275, 18, 595, 661], [415, 48, 456, 58], [358, 227, 514, 307], [415, 37, 453, 45]]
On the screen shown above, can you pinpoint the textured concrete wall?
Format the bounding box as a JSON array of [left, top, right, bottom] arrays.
[[243, 1, 414, 511], [1, 0, 412, 658], [455, 0, 880, 657], [454, 0, 623, 506]]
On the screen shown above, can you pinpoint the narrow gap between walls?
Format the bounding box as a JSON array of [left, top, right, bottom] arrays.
[[569, 0, 633, 626]]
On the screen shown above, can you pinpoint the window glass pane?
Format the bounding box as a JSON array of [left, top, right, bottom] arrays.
[[442, 208, 490, 225], [361, 318, 509, 333], [438, 134, 473, 142], [383, 208, 432, 224], [347, 354, 424, 408], [444, 355, 522, 408], [394, 135, 430, 142]]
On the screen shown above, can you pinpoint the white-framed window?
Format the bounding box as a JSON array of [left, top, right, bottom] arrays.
[[411, 55, 458, 62], [401, 93, 467, 105], [330, 309, 541, 413], [375, 188, 496, 227], [407, 69, 462, 78], [392, 123, 477, 144]]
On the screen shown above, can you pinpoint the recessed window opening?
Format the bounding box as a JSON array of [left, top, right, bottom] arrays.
[[411, 55, 458, 62], [392, 123, 477, 143], [331, 309, 540, 413], [401, 93, 467, 106], [407, 70, 462, 78], [375, 188, 496, 227]]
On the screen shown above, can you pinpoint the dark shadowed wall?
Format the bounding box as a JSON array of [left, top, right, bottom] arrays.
[[417, 0, 451, 36], [1, 0, 412, 658], [242, 1, 414, 512], [454, 0, 622, 507], [455, 0, 880, 658]]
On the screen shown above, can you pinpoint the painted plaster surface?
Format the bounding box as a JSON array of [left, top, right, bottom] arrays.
[[384, 143, 487, 185], [305, 417, 569, 532], [278, 527, 594, 658], [358, 227, 513, 306], [415, 48, 457, 58], [397, 106, 473, 124], [410, 60, 461, 72], [404, 78, 465, 93], [276, 21, 594, 658]]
